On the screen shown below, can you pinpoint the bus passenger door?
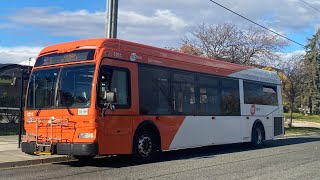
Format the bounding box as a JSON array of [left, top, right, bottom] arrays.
[[97, 58, 139, 155]]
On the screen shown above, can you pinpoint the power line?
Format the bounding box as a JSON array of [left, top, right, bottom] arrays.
[[208, 0, 305, 47], [299, 0, 320, 14]]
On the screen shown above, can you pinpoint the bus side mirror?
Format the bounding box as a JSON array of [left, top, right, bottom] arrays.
[[101, 91, 117, 113], [102, 91, 117, 103], [107, 91, 116, 103]]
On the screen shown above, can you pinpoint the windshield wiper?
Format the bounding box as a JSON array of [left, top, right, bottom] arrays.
[[66, 106, 74, 116], [35, 108, 41, 116], [56, 89, 74, 116]]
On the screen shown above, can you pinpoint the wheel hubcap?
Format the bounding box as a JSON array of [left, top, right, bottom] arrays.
[[256, 128, 262, 144], [138, 135, 152, 157]]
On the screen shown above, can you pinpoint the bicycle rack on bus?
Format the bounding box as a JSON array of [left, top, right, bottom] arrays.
[[26, 117, 71, 155]]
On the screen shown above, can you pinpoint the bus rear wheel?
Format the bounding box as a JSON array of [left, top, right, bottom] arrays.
[[132, 129, 158, 164], [251, 124, 265, 148]]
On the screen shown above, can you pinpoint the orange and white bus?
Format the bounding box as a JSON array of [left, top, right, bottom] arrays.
[[22, 38, 284, 162]]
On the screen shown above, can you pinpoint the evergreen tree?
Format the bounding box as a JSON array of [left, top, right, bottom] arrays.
[[304, 29, 320, 114]]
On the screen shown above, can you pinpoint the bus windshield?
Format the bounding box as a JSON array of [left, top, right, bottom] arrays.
[[27, 64, 95, 109]]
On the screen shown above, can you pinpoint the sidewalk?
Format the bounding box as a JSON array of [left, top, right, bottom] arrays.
[[292, 121, 320, 128], [0, 136, 71, 168]]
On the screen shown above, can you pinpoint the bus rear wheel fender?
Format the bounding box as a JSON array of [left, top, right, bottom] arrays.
[[251, 120, 265, 148], [132, 121, 161, 164]]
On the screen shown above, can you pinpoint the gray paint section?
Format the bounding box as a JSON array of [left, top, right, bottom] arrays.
[[229, 68, 281, 85]]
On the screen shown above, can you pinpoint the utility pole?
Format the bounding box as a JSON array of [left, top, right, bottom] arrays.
[[106, 0, 118, 38]]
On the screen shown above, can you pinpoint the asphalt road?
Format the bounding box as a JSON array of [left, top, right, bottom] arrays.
[[1, 136, 320, 180]]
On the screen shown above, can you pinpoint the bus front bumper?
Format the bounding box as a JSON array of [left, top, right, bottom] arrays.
[[56, 143, 98, 155], [21, 142, 98, 156]]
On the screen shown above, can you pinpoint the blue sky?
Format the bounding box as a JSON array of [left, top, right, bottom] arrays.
[[0, 0, 319, 65], [0, 1, 106, 47]]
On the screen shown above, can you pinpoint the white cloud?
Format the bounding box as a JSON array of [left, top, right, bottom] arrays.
[[278, 50, 306, 60], [119, 0, 318, 32], [120, 9, 187, 31], [6, 0, 315, 46], [0, 24, 13, 29], [0, 46, 41, 66], [4, 0, 317, 53], [9, 8, 105, 37], [8, 7, 187, 47], [268, 50, 306, 68]]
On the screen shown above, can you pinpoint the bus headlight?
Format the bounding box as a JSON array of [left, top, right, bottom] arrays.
[[78, 132, 94, 139]]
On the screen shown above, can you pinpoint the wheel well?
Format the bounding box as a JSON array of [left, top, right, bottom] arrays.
[[252, 120, 265, 139], [134, 121, 161, 150]]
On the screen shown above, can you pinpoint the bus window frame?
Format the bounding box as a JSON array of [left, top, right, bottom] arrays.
[[25, 63, 96, 110], [243, 80, 278, 106], [97, 65, 132, 109], [138, 63, 241, 116]]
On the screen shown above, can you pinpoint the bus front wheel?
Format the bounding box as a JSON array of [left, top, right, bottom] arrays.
[[132, 129, 159, 164]]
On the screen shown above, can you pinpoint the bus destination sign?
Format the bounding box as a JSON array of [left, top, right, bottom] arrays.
[[35, 49, 95, 67]]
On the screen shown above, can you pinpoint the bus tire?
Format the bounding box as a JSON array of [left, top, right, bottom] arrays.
[[251, 123, 265, 148], [132, 128, 159, 164]]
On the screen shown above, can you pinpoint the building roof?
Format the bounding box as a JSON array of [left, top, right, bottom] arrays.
[[0, 64, 32, 77], [0, 64, 31, 70], [0, 64, 12, 69]]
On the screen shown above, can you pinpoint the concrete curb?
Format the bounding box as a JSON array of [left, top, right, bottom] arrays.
[[0, 156, 73, 169]]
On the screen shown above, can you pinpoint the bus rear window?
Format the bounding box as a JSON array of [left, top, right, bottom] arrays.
[[35, 49, 95, 67]]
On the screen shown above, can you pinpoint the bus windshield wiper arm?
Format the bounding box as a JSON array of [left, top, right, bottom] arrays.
[[35, 108, 41, 116], [66, 106, 74, 116]]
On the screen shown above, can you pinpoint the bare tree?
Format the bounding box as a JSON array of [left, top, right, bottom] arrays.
[[181, 23, 288, 65], [279, 55, 305, 127], [168, 43, 203, 56]]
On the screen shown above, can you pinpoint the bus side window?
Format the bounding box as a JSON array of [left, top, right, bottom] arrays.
[[244, 81, 277, 106], [262, 86, 277, 105], [220, 79, 240, 115], [172, 72, 196, 115], [99, 66, 131, 108], [198, 75, 220, 116], [244, 82, 263, 104], [138, 66, 171, 115]]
